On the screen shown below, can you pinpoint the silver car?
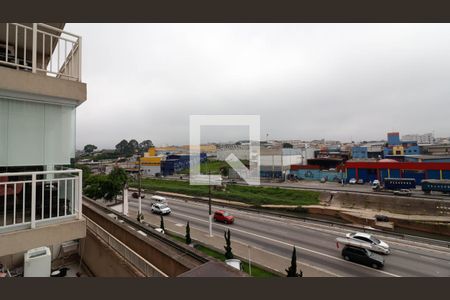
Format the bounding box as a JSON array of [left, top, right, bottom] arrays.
[[151, 203, 171, 215], [345, 232, 390, 254]]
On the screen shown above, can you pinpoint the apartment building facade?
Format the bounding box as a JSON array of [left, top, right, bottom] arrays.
[[0, 23, 86, 265]]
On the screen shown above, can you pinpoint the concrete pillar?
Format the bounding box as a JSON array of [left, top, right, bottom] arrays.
[[123, 187, 128, 216]]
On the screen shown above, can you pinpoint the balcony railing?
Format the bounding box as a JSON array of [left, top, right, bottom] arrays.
[[1, 23, 82, 82], [0, 169, 82, 233]]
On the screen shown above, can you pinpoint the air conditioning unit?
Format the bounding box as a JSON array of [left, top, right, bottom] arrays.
[[24, 246, 51, 277]]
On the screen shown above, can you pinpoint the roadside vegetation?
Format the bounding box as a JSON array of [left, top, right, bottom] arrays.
[[131, 178, 320, 206], [166, 231, 277, 277], [193, 244, 278, 277]]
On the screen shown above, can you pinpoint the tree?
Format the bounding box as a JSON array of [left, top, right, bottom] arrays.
[[224, 229, 234, 259], [107, 167, 128, 202], [138, 140, 154, 155], [283, 142, 293, 149], [185, 221, 192, 245], [83, 174, 109, 199], [115, 139, 129, 156], [83, 167, 128, 202], [286, 246, 303, 277], [83, 144, 98, 154], [75, 163, 92, 185], [160, 215, 165, 232], [128, 139, 139, 156]]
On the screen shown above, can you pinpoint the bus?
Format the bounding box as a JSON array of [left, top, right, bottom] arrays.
[[383, 178, 416, 190], [421, 179, 450, 195]]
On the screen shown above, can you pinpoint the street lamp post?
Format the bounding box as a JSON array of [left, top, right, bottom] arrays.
[[248, 244, 252, 276], [208, 168, 213, 237], [138, 154, 142, 217]]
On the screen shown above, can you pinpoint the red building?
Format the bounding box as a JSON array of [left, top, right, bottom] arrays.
[[345, 159, 450, 183]]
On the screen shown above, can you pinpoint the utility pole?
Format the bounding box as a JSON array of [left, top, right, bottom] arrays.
[[248, 244, 252, 276], [208, 167, 212, 237], [138, 154, 142, 217]]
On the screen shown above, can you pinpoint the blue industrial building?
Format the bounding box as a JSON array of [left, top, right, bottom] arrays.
[[160, 153, 207, 175], [352, 146, 368, 159]]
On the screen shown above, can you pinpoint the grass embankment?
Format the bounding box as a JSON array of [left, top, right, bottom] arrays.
[[179, 160, 231, 175], [131, 178, 320, 206], [166, 226, 279, 276], [194, 244, 278, 277]]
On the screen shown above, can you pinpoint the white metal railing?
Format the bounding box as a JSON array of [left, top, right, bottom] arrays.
[[1, 23, 82, 81], [0, 169, 82, 233], [85, 216, 168, 277]]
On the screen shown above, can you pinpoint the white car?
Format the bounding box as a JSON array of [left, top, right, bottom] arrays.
[[349, 178, 357, 184], [345, 232, 390, 254], [151, 203, 171, 215]]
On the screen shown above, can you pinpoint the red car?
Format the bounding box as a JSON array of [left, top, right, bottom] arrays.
[[213, 210, 235, 224]]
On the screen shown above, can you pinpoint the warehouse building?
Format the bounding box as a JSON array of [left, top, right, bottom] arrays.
[[289, 164, 346, 181], [345, 159, 450, 184], [136, 147, 163, 176], [259, 148, 303, 179], [160, 153, 207, 176]]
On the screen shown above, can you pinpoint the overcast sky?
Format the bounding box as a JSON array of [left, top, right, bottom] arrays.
[[65, 23, 450, 149]]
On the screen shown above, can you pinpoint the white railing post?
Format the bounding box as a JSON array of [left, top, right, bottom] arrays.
[[32, 23, 37, 73], [31, 173, 36, 229], [78, 170, 83, 219]]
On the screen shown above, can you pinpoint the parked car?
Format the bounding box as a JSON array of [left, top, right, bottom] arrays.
[[345, 232, 390, 254], [213, 210, 235, 224], [320, 177, 327, 183], [393, 189, 412, 197], [349, 178, 357, 184], [341, 246, 385, 269], [151, 203, 171, 215], [375, 214, 389, 222], [357, 179, 364, 184]]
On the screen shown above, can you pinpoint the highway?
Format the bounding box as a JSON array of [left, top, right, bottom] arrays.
[[127, 195, 450, 277]]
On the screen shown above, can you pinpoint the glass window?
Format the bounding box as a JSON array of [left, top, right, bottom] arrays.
[[0, 98, 76, 167]]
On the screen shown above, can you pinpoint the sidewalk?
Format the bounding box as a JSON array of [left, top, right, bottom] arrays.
[[117, 204, 337, 277]]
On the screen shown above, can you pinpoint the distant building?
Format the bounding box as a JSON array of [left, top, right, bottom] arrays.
[[384, 132, 420, 157], [346, 159, 450, 183], [402, 133, 435, 145], [137, 147, 163, 176], [352, 146, 368, 159]]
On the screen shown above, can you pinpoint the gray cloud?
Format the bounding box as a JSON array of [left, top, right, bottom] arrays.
[[66, 23, 450, 149]]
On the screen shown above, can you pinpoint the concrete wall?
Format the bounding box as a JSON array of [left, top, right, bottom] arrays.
[[82, 200, 203, 276], [0, 66, 86, 105], [80, 230, 144, 277], [330, 192, 450, 216], [0, 218, 86, 257]]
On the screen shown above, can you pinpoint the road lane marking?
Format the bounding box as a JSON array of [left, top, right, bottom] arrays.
[[131, 199, 450, 260], [171, 211, 401, 277], [163, 197, 450, 256]]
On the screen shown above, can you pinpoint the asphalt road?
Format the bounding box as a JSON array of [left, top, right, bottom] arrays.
[[128, 196, 450, 277]]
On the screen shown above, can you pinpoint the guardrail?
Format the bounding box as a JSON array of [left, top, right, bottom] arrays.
[[0, 169, 82, 233], [83, 197, 209, 264], [85, 216, 168, 277], [1, 23, 81, 81]]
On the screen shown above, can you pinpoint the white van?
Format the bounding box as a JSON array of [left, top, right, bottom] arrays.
[[151, 195, 167, 204]]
